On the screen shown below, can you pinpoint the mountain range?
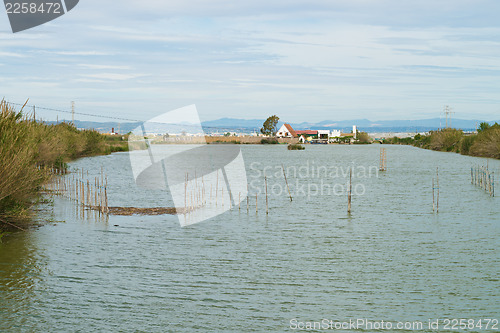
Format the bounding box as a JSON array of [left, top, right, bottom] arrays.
[[201, 117, 498, 133], [51, 117, 499, 134]]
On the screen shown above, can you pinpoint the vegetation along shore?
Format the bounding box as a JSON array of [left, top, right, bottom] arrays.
[[0, 101, 128, 230], [382, 123, 500, 159]]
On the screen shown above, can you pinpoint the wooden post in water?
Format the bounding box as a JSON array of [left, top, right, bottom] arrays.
[[105, 175, 108, 213], [492, 172, 495, 197], [436, 167, 439, 213], [265, 176, 269, 215], [256, 194, 258, 213], [202, 176, 205, 206], [87, 180, 90, 207], [347, 167, 352, 214], [432, 178, 435, 212], [282, 164, 293, 202], [216, 169, 219, 206], [184, 173, 187, 213], [96, 178, 100, 212], [94, 178, 98, 208], [379, 148, 387, 171]]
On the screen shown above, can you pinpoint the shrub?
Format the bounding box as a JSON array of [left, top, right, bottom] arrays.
[[469, 125, 500, 159], [429, 128, 463, 151], [356, 132, 371, 144], [287, 144, 305, 150], [460, 135, 476, 155], [261, 138, 279, 144]]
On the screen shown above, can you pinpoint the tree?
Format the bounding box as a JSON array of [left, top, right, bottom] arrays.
[[478, 122, 491, 132], [260, 115, 279, 136], [356, 132, 371, 143]]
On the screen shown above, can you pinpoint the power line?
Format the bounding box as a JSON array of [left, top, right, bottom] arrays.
[[442, 105, 455, 128], [71, 101, 75, 126], [7, 101, 257, 132]]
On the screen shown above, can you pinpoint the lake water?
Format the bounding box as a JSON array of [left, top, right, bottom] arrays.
[[1, 145, 499, 332]]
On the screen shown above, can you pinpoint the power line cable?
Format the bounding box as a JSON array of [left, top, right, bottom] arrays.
[[7, 101, 258, 132]]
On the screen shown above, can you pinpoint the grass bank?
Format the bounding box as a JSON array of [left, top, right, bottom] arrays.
[[0, 102, 128, 229], [382, 124, 500, 159]]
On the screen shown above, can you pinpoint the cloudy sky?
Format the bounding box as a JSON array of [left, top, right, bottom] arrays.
[[1, 0, 500, 123]]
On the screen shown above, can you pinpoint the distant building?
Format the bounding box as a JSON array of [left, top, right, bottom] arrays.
[[275, 122, 358, 144], [296, 130, 318, 143], [317, 130, 329, 141], [276, 124, 297, 138], [330, 129, 341, 137]]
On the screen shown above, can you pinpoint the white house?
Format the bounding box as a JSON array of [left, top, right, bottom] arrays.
[[317, 130, 330, 140], [276, 124, 297, 138]]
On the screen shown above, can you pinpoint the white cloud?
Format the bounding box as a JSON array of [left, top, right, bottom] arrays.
[[2, 0, 500, 121], [54, 51, 112, 56], [0, 51, 28, 58], [78, 64, 131, 70], [81, 73, 143, 81]]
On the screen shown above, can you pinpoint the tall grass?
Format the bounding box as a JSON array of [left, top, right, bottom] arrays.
[[383, 125, 500, 159], [0, 101, 128, 226], [0, 102, 47, 216]]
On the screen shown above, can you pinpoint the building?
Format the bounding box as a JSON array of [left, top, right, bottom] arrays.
[[276, 122, 358, 144], [330, 129, 341, 138], [317, 130, 329, 141], [296, 130, 318, 143], [276, 124, 297, 138]]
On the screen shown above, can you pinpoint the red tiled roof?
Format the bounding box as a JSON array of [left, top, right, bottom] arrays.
[[284, 123, 297, 137], [296, 130, 317, 135]]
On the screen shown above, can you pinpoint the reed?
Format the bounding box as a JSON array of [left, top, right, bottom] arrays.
[[0, 101, 128, 228]]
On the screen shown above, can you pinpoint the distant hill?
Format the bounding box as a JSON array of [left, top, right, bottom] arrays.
[[201, 118, 266, 131], [202, 117, 499, 133], [47, 120, 142, 134], [48, 118, 499, 134]]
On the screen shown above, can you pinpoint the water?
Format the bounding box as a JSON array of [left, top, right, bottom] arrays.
[[1, 145, 499, 332]]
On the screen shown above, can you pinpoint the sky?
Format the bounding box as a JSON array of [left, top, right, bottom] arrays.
[[1, 0, 500, 123]]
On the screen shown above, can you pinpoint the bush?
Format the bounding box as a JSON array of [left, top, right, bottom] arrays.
[[469, 125, 500, 158], [287, 144, 305, 150], [356, 132, 371, 144], [382, 124, 500, 159], [429, 128, 463, 151], [261, 138, 279, 144], [460, 135, 476, 155]]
